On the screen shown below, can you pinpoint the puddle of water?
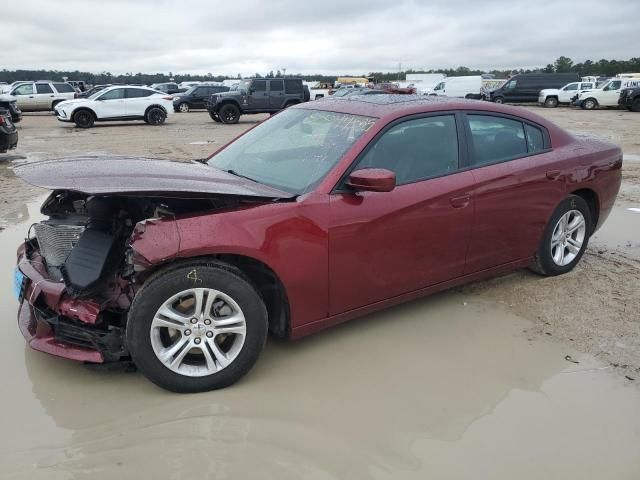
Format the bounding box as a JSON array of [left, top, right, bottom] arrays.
[[591, 206, 640, 259], [0, 199, 639, 479]]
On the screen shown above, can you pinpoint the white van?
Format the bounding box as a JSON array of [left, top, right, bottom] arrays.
[[428, 76, 482, 99], [575, 77, 640, 109]]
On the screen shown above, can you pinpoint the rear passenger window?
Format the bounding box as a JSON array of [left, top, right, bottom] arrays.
[[53, 83, 75, 93], [356, 115, 459, 185], [36, 84, 54, 94], [525, 124, 545, 153], [269, 80, 284, 91], [126, 88, 153, 98], [285, 79, 302, 94], [468, 115, 527, 165]]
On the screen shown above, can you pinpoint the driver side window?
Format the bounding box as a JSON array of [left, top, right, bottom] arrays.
[[564, 83, 578, 91], [98, 89, 125, 100], [14, 84, 34, 95], [355, 115, 459, 185]]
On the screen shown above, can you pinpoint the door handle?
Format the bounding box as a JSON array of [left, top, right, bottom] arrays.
[[546, 170, 561, 180], [450, 194, 470, 208]]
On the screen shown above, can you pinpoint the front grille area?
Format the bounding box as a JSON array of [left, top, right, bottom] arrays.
[[33, 221, 86, 281]]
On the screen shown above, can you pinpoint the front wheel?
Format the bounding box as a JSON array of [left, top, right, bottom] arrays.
[[219, 104, 241, 124], [145, 107, 167, 125], [73, 110, 95, 128], [209, 111, 222, 123], [531, 195, 592, 276], [178, 102, 190, 113], [127, 261, 268, 393], [544, 97, 558, 108], [493, 96, 504, 104]]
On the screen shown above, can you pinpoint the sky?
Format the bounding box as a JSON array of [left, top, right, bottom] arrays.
[[2, 0, 638, 76]]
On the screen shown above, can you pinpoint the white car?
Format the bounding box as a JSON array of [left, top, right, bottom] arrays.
[[538, 81, 595, 107], [54, 85, 173, 128], [574, 77, 640, 110]]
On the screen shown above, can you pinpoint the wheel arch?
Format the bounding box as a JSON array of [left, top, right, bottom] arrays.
[[145, 104, 168, 116], [137, 254, 291, 339], [568, 188, 600, 232], [217, 99, 241, 111]]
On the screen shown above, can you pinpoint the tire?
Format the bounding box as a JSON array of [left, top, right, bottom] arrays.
[[73, 109, 95, 128], [531, 195, 592, 276], [127, 261, 268, 393], [145, 106, 166, 125], [582, 98, 598, 110], [209, 111, 222, 123], [632, 98, 640, 113], [51, 100, 62, 111], [178, 102, 190, 113], [219, 104, 240, 124], [493, 96, 504, 104], [544, 97, 558, 108]]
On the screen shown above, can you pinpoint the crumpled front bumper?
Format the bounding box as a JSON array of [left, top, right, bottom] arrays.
[[16, 242, 117, 363]]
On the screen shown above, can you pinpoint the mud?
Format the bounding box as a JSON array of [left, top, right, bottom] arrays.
[[0, 109, 639, 478]]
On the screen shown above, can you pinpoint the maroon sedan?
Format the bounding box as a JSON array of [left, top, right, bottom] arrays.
[[14, 95, 622, 392]]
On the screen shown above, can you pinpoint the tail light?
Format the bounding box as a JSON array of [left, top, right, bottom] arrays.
[[0, 115, 5, 126], [163, 96, 173, 100]]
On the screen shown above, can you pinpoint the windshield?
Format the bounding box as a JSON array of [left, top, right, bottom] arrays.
[[231, 80, 250, 91], [208, 109, 376, 195], [88, 88, 106, 99]]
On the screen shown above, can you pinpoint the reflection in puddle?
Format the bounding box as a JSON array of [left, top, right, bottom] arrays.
[[0, 199, 638, 479], [591, 207, 640, 259]]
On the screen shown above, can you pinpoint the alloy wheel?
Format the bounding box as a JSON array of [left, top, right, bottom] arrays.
[[179, 103, 189, 113], [150, 288, 247, 377], [550, 209, 586, 266]]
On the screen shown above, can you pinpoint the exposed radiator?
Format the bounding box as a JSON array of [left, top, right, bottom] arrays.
[[33, 221, 86, 281]]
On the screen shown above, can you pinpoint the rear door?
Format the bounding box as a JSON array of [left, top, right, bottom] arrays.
[[329, 113, 475, 313], [268, 80, 285, 108], [462, 113, 561, 273], [35, 83, 55, 109], [125, 88, 155, 116]]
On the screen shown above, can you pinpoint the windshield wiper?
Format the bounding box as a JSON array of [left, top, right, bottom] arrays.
[[225, 169, 258, 183]]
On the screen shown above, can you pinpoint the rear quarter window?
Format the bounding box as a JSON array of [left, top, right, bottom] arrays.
[[524, 124, 545, 153], [53, 83, 75, 93], [285, 80, 303, 94]]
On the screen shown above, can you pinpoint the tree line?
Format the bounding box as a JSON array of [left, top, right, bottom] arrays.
[[1, 57, 638, 85]]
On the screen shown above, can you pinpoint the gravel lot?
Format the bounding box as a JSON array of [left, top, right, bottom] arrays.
[[0, 105, 639, 478]]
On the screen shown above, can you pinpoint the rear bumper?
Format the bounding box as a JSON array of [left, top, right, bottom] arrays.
[[16, 243, 126, 363]]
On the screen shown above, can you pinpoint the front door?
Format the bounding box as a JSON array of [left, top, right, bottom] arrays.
[[95, 88, 127, 118], [191, 86, 210, 109], [247, 80, 268, 110], [599, 80, 622, 106], [11, 84, 37, 111], [329, 114, 474, 314]]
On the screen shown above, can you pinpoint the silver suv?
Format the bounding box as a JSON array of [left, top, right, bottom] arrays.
[[7, 81, 77, 112]]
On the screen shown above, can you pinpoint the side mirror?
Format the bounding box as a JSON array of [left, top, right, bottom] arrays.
[[346, 168, 396, 193]]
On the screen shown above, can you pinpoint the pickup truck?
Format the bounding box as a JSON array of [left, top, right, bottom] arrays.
[[573, 77, 640, 109], [538, 81, 595, 107], [207, 78, 306, 124], [619, 87, 640, 112]]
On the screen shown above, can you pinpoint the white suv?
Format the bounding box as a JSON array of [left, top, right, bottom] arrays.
[[54, 86, 173, 128], [8, 81, 77, 111], [538, 81, 595, 107]]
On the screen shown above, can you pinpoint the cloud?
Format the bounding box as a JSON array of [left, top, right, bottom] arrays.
[[2, 0, 638, 75]]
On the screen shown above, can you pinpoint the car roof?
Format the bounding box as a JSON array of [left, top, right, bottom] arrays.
[[296, 94, 558, 128]]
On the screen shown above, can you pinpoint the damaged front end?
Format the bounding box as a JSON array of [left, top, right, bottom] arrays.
[[16, 190, 248, 364]]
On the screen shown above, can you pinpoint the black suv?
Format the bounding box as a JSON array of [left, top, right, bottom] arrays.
[[489, 73, 579, 103], [207, 78, 306, 124], [0, 94, 22, 123], [619, 87, 640, 112], [172, 84, 230, 112]]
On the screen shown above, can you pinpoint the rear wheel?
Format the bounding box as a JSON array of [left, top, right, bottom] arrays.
[[219, 104, 240, 124], [531, 195, 592, 276], [544, 97, 558, 108], [73, 109, 95, 128], [127, 261, 268, 393], [145, 107, 166, 125], [632, 98, 640, 112], [582, 98, 598, 110]]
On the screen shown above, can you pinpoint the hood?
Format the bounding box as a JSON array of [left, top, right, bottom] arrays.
[[0, 94, 17, 102], [14, 155, 296, 198]]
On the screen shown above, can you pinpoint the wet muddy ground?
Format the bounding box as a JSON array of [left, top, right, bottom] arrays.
[[1, 107, 639, 478]]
